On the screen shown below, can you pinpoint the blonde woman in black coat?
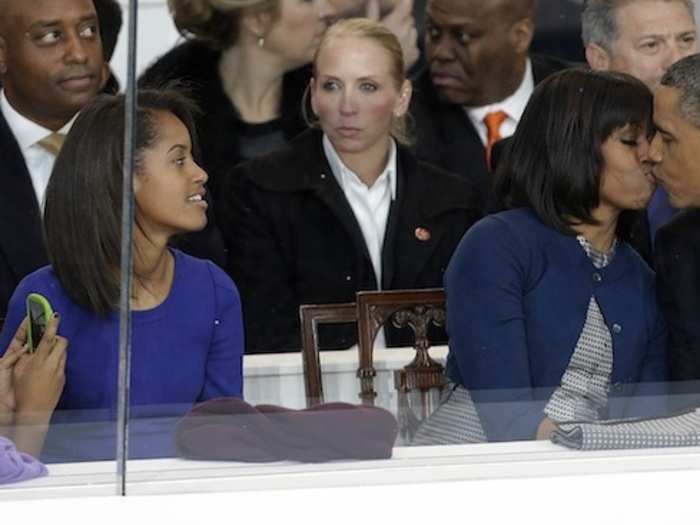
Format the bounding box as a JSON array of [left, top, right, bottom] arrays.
[[221, 19, 481, 353]]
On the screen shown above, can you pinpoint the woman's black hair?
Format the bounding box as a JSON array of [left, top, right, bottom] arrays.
[[44, 88, 200, 316], [493, 67, 654, 236]]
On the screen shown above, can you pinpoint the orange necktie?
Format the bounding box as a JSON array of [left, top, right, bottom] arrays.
[[483, 110, 508, 170]]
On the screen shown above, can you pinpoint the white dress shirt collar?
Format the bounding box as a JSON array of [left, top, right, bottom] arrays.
[[465, 58, 535, 146], [322, 133, 397, 289], [322, 134, 398, 199], [0, 89, 77, 211], [0, 90, 57, 152]]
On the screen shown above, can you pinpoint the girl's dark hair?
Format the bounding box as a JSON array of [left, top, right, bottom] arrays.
[[493, 67, 654, 236], [44, 89, 200, 316]]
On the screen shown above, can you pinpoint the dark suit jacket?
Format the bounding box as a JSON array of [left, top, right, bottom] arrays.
[[0, 112, 48, 317], [654, 209, 700, 381], [410, 54, 571, 209], [219, 129, 482, 354]]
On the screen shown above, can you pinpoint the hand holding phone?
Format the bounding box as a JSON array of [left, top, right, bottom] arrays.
[[11, 312, 67, 457], [26, 293, 54, 353]]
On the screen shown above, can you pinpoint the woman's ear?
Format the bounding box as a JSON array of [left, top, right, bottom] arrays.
[[394, 79, 413, 117], [133, 170, 142, 195], [240, 7, 276, 45]]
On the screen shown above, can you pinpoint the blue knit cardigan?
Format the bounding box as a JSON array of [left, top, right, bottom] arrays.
[[445, 208, 668, 442]]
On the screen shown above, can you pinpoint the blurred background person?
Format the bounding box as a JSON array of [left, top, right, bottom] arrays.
[[221, 19, 481, 353], [139, 0, 333, 204], [0, 90, 244, 462], [410, 0, 570, 210], [0, 0, 106, 319], [326, 0, 420, 71], [583, 0, 696, 90], [446, 69, 666, 442], [139, 0, 334, 267], [582, 0, 698, 243], [652, 54, 700, 384]]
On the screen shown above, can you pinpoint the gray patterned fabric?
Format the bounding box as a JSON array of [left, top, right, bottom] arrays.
[[552, 409, 700, 450], [577, 235, 617, 269], [544, 236, 616, 423], [411, 383, 487, 445]]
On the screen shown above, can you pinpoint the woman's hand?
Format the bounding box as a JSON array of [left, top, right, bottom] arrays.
[[536, 416, 558, 440], [10, 314, 67, 457], [0, 317, 30, 426], [13, 313, 67, 421], [367, 0, 419, 71]]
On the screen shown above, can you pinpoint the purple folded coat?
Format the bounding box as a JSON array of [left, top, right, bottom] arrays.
[[0, 436, 48, 485], [174, 399, 399, 463]]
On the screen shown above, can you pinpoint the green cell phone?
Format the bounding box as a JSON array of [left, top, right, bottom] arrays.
[[26, 293, 54, 353]]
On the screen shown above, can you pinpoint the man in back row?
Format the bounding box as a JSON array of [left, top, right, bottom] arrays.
[[0, 0, 105, 317], [582, 0, 698, 240], [410, 0, 570, 208]]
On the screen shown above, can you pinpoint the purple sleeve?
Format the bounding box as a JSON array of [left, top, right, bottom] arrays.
[[199, 262, 244, 400], [0, 437, 47, 484]]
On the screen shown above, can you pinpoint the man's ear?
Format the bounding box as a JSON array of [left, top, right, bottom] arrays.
[[0, 36, 8, 76], [510, 17, 535, 54], [586, 43, 612, 71]]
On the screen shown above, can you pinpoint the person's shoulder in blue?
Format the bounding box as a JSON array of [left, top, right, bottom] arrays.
[[445, 70, 668, 443], [0, 90, 244, 462]]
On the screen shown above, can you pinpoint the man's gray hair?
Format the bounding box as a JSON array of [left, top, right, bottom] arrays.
[[582, 0, 696, 50], [661, 53, 700, 128]]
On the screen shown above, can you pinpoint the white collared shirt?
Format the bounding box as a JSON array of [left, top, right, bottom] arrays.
[[322, 134, 397, 289], [0, 90, 74, 211], [465, 58, 535, 146]]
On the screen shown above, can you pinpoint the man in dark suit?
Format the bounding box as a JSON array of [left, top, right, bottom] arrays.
[[582, 0, 698, 243], [410, 0, 570, 207], [651, 54, 700, 382], [0, 0, 105, 316]]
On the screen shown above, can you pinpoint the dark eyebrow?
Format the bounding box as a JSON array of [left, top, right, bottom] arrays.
[[28, 14, 98, 30], [425, 13, 473, 30], [653, 122, 672, 136], [167, 144, 187, 154]]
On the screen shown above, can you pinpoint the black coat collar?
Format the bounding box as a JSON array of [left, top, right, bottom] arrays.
[[248, 128, 477, 218], [243, 128, 479, 289]]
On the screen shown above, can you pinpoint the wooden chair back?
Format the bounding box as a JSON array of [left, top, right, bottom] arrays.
[[299, 288, 447, 436], [355, 288, 447, 406], [299, 302, 357, 407]]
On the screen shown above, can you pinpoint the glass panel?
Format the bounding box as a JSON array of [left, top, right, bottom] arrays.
[[116, 0, 700, 498], [0, 0, 126, 498]]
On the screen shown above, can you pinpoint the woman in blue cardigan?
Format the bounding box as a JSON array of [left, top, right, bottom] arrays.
[[445, 69, 667, 442], [0, 90, 244, 461]]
